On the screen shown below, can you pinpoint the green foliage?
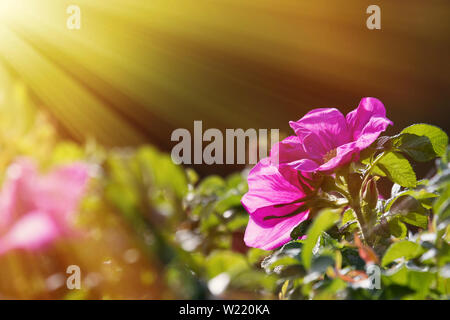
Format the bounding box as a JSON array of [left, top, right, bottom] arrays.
[[375, 152, 417, 188], [381, 241, 424, 267], [1, 102, 448, 300], [401, 124, 448, 157], [222, 123, 449, 300], [392, 133, 436, 162], [302, 210, 340, 270], [80, 121, 449, 300]]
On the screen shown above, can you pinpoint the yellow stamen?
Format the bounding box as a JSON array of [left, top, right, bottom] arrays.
[[323, 148, 337, 163]]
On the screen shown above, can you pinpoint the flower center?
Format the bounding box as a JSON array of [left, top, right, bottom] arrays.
[[322, 148, 337, 163]]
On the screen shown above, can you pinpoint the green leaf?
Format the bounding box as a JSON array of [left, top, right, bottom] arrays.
[[205, 251, 248, 278], [434, 183, 450, 222], [389, 217, 408, 238], [195, 175, 226, 196], [290, 219, 312, 240], [392, 133, 436, 162], [401, 124, 448, 157], [247, 248, 269, 266], [186, 168, 199, 185], [136, 146, 188, 198], [399, 212, 428, 229], [302, 209, 340, 270], [405, 270, 435, 299], [383, 264, 434, 299], [437, 146, 450, 171], [226, 214, 248, 231], [375, 152, 417, 188], [261, 241, 304, 273], [231, 269, 277, 291], [382, 241, 424, 267], [313, 278, 347, 299], [341, 208, 357, 225], [388, 195, 429, 229], [280, 280, 289, 299], [310, 255, 335, 274], [320, 232, 342, 249], [214, 194, 243, 213], [341, 247, 365, 270], [385, 189, 437, 213], [200, 210, 221, 232]]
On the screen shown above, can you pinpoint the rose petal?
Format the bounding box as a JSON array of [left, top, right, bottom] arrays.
[[318, 141, 359, 172], [353, 116, 393, 151], [33, 163, 89, 220], [270, 136, 305, 166], [0, 159, 89, 256], [289, 108, 351, 151], [278, 158, 320, 172], [346, 97, 393, 141], [241, 157, 310, 216], [0, 211, 61, 255], [244, 211, 309, 250]]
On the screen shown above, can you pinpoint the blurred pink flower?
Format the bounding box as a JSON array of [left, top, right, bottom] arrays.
[[241, 157, 317, 250], [0, 160, 89, 255], [273, 97, 392, 173]]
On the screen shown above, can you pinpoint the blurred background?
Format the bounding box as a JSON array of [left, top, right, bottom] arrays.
[[0, 0, 448, 175], [0, 0, 448, 299]]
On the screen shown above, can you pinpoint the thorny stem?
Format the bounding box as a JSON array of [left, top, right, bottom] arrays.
[[352, 203, 371, 245], [354, 152, 386, 246]]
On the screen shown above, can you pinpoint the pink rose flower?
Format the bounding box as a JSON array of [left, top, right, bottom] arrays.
[[0, 159, 89, 255], [273, 97, 392, 173], [242, 98, 392, 250], [242, 157, 317, 250]]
